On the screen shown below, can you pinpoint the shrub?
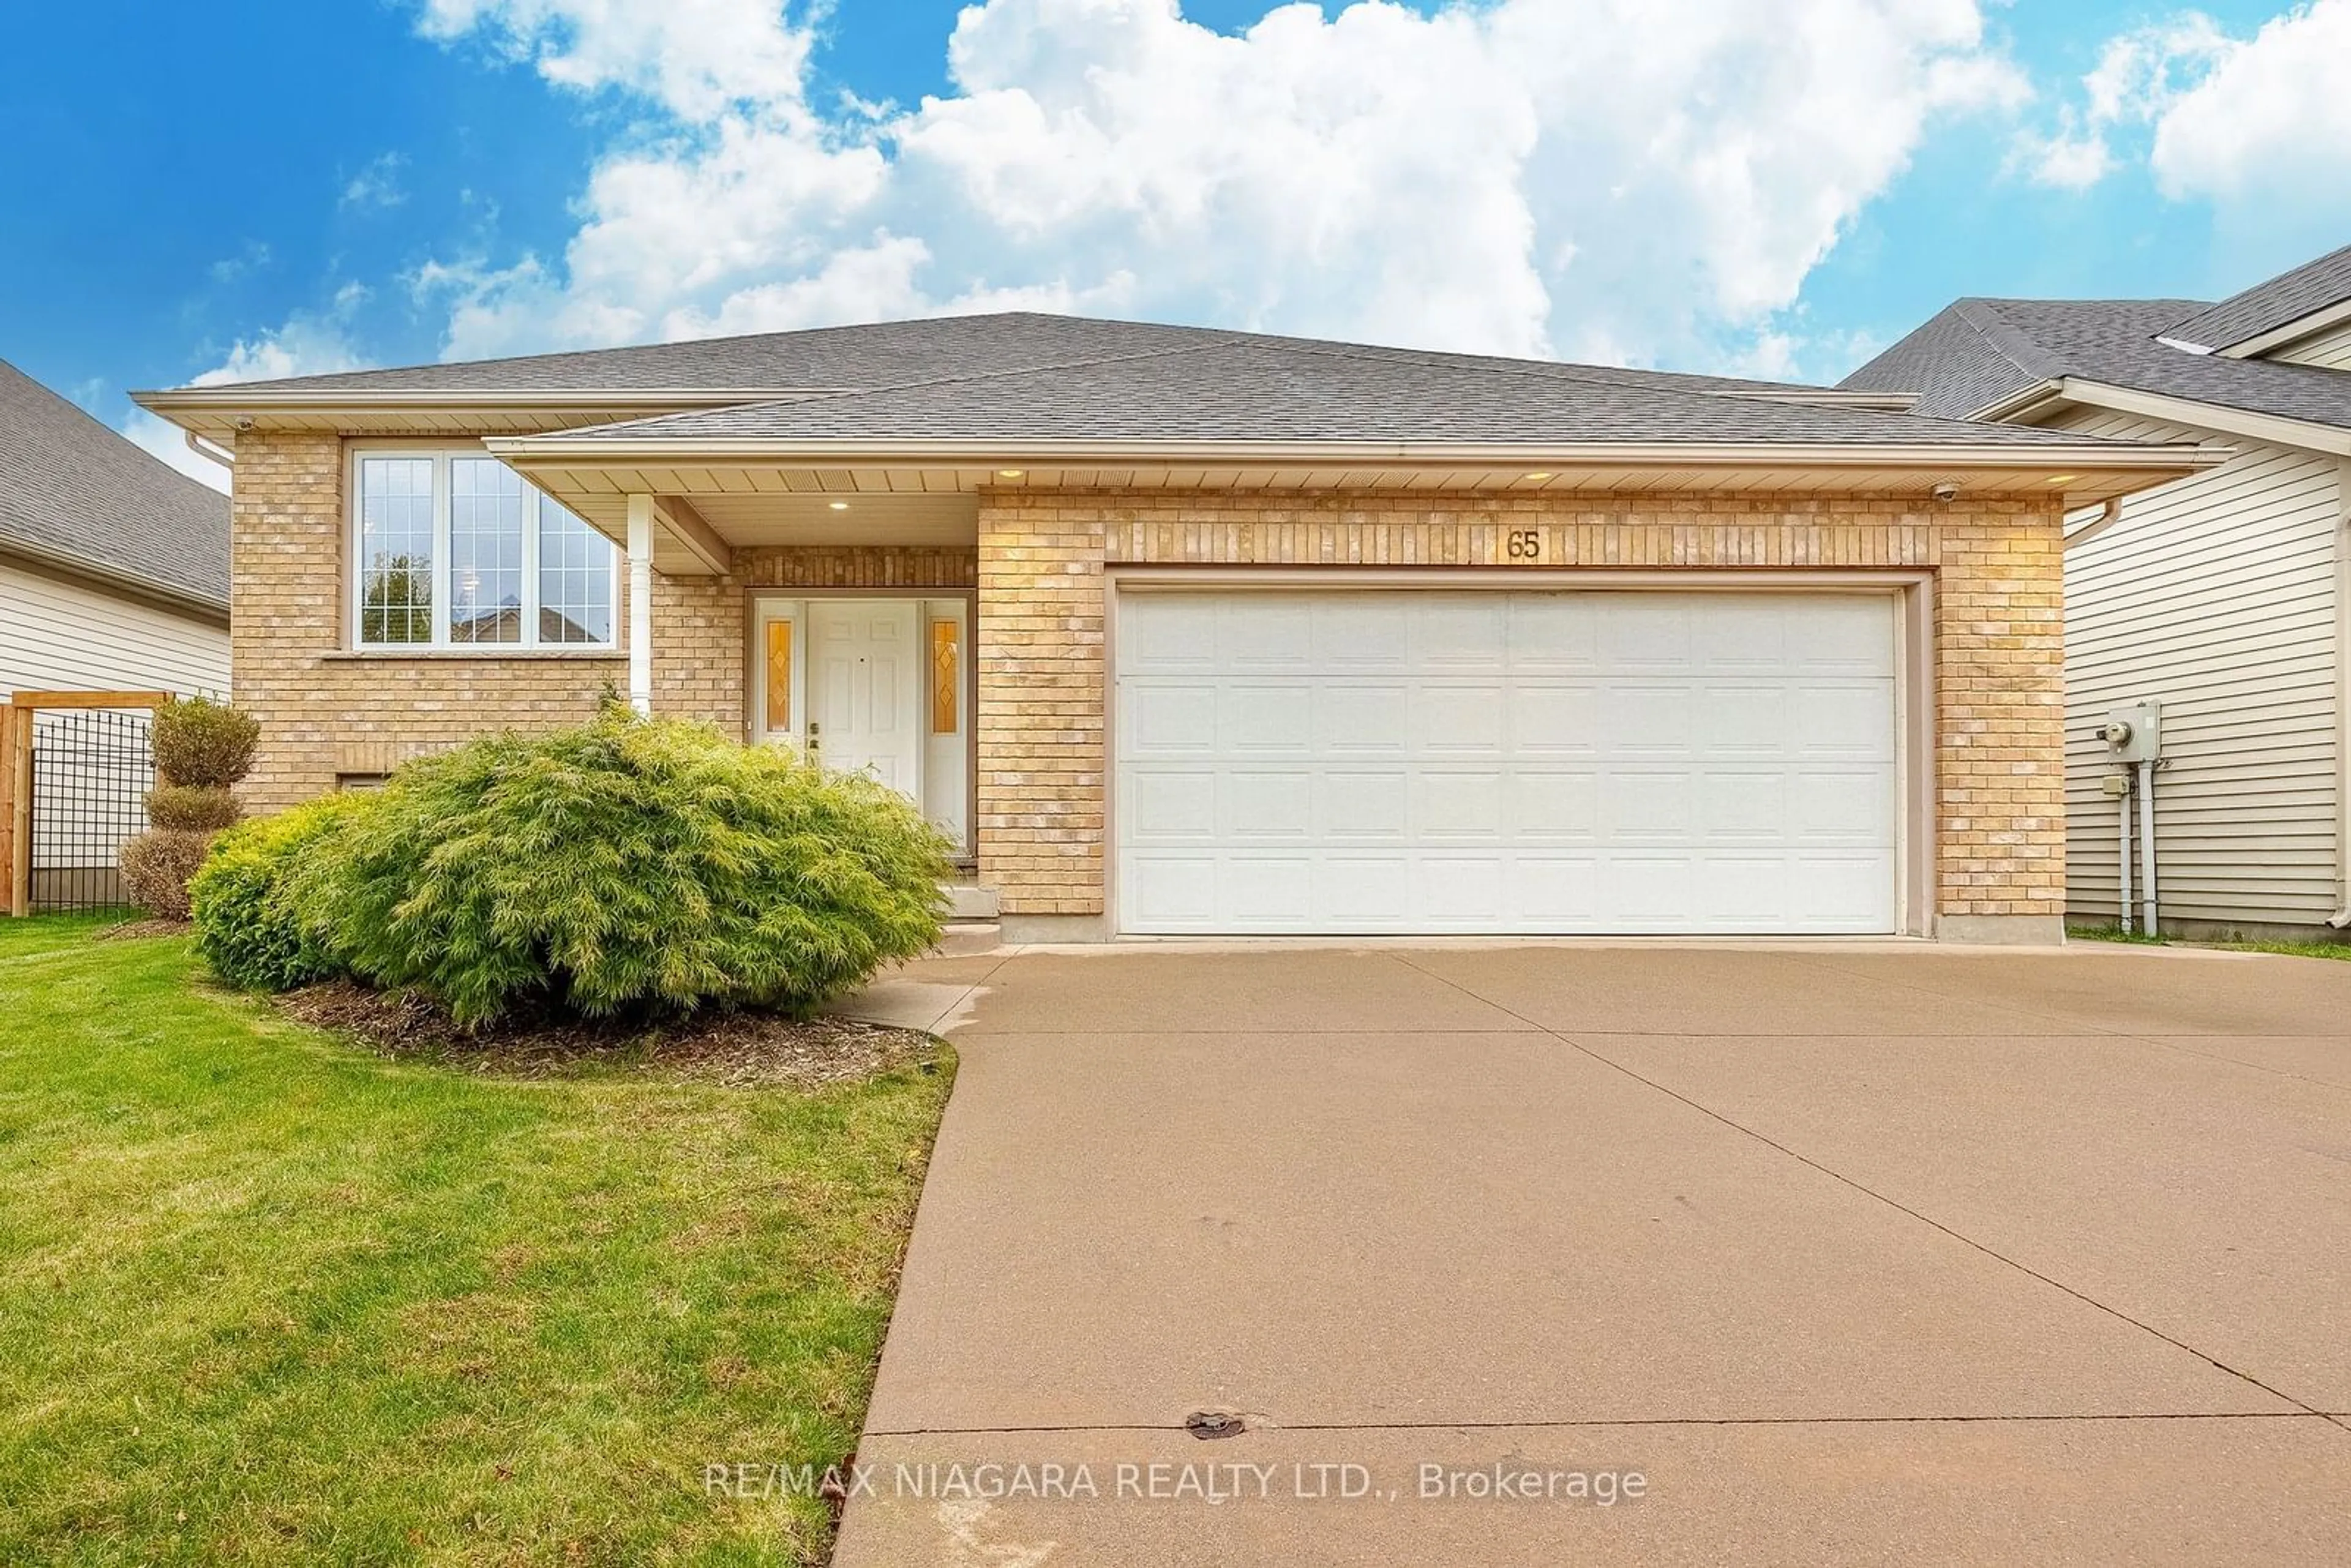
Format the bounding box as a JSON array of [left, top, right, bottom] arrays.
[[190, 793, 370, 991], [119, 828, 216, 921], [126, 696, 260, 918], [203, 713, 953, 1024], [152, 696, 260, 789], [145, 781, 244, 832]]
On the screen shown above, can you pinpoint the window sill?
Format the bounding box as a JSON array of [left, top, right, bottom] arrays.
[[322, 648, 626, 662]]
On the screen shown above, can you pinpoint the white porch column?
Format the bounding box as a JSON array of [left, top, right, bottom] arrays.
[[625, 493, 654, 717]]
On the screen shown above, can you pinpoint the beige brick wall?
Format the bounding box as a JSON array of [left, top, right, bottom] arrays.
[[978, 489, 2066, 929], [233, 433, 744, 808]]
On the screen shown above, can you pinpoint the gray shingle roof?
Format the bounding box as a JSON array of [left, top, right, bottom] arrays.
[[2167, 242, 2351, 352], [542, 336, 2103, 449], [1840, 296, 2351, 433], [183, 310, 1875, 402], [0, 358, 229, 612]]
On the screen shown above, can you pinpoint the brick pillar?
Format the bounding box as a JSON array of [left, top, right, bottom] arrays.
[[976, 494, 1107, 935], [1933, 503, 2068, 941]]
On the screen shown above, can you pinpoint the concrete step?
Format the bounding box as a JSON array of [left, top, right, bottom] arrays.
[[932, 921, 1002, 957], [941, 881, 1000, 920]]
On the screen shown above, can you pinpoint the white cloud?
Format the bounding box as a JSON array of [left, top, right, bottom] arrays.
[[190, 284, 372, 386], [412, 0, 2024, 371], [122, 408, 233, 492], [2148, 1, 2351, 204], [341, 152, 411, 211], [2023, 1, 2351, 216], [119, 285, 377, 492]]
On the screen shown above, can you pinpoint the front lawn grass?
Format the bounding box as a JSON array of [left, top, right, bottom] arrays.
[[0, 917, 953, 1564], [2068, 924, 2351, 961]]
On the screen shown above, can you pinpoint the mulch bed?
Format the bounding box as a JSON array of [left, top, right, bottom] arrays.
[[273, 979, 942, 1089], [99, 918, 193, 940]]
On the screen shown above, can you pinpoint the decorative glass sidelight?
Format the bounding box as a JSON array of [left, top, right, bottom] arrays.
[[929, 618, 959, 734], [765, 618, 793, 735]]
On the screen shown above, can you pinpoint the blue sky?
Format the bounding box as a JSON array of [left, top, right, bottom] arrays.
[[4, 0, 2346, 486]]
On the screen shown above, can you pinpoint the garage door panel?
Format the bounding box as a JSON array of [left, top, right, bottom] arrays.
[[1314, 601, 1409, 668], [1509, 770, 1601, 839], [1506, 855, 1602, 921], [1794, 683, 1897, 757], [1221, 683, 1314, 753], [1314, 685, 1411, 752], [1318, 857, 1411, 926], [1221, 770, 1314, 841], [1508, 596, 1601, 670], [1125, 768, 1218, 841], [1415, 770, 1505, 839], [1600, 598, 1698, 669], [1415, 685, 1508, 753], [1794, 769, 1899, 842], [1512, 685, 1599, 752], [1413, 599, 1509, 667], [1116, 591, 1899, 935], [1220, 598, 1313, 668], [1699, 686, 1790, 754], [1605, 771, 1697, 839], [1123, 683, 1219, 754], [1600, 684, 1697, 754]]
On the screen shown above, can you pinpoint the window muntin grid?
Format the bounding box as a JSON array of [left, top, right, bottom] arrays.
[[351, 452, 617, 651]]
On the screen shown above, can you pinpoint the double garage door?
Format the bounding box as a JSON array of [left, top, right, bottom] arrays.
[[1115, 589, 1902, 936]]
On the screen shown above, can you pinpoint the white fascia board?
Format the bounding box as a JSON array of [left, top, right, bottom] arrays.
[[2039, 378, 2351, 458], [2216, 295, 2351, 360], [485, 433, 2222, 474]]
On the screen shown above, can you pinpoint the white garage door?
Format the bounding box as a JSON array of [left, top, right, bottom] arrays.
[[1114, 590, 1900, 935]]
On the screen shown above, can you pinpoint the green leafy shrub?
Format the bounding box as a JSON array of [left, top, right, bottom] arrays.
[[199, 713, 953, 1024], [119, 829, 215, 921], [190, 793, 369, 991], [126, 695, 262, 919], [145, 781, 244, 832], [152, 696, 260, 789]]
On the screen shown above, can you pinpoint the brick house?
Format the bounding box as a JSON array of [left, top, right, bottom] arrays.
[[132, 314, 2213, 943]]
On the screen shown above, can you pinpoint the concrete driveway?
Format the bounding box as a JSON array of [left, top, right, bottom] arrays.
[[830, 942, 2351, 1566]]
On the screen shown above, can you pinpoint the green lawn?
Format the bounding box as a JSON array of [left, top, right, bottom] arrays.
[[2068, 925, 2351, 960], [0, 915, 953, 1565]]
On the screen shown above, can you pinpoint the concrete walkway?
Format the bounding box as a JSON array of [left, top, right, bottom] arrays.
[[830, 942, 2351, 1565]]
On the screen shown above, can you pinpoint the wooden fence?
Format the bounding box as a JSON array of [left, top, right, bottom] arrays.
[[1, 691, 170, 917]]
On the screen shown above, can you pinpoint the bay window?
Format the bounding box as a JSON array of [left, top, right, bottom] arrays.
[[353, 452, 617, 650]]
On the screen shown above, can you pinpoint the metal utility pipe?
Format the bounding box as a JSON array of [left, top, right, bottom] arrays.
[[2118, 778, 2133, 935], [2137, 759, 2159, 935]]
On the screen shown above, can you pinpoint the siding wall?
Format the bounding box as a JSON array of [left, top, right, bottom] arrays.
[[2274, 320, 2351, 371], [2046, 404, 2347, 928], [0, 557, 229, 697]]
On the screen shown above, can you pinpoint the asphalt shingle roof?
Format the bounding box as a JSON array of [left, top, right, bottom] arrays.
[[1840, 296, 2351, 433], [193, 311, 1875, 402], [1, 358, 229, 612], [546, 336, 2107, 449], [2167, 242, 2351, 352]]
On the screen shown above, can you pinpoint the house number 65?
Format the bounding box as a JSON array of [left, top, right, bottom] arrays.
[[1506, 529, 1543, 561]]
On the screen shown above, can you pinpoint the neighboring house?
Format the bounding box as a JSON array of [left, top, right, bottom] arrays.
[[1, 359, 230, 699], [133, 314, 2212, 943], [1843, 243, 2351, 940], [2, 358, 231, 906]]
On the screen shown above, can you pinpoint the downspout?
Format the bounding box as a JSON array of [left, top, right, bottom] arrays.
[[2062, 497, 2124, 550], [2333, 459, 2351, 929], [184, 430, 234, 470]]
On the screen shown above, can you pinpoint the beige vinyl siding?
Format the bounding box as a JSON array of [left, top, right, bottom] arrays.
[[2274, 319, 2351, 370], [2048, 405, 2345, 928], [0, 557, 230, 698]]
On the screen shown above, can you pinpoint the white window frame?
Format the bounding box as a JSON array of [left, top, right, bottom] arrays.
[[348, 448, 620, 652]]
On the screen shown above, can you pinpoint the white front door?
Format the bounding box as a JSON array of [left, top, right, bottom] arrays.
[[1115, 589, 1901, 936], [806, 600, 923, 795]]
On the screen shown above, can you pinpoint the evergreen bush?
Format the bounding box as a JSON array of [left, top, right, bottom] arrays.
[[195, 711, 953, 1024], [190, 793, 369, 991]]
